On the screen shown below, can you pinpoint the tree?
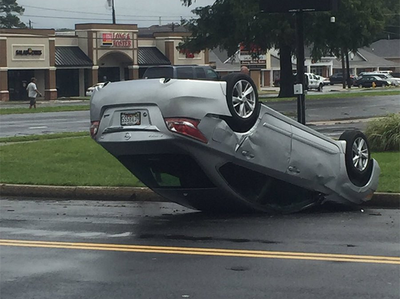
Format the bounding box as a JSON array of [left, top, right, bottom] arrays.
[[379, 0, 400, 39], [180, 0, 297, 97], [180, 0, 393, 95], [306, 0, 389, 87], [0, 0, 26, 28]]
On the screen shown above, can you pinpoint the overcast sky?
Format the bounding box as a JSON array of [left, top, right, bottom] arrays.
[[17, 0, 215, 29]]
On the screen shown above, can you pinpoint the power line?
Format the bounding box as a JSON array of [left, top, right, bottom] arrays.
[[23, 14, 186, 22], [22, 4, 192, 18], [23, 4, 112, 16]]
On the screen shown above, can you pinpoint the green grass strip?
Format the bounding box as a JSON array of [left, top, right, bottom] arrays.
[[0, 132, 89, 143], [0, 137, 143, 187], [261, 89, 400, 102], [0, 136, 398, 192], [371, 152, 400, 193], [0, 105, 90, 115]]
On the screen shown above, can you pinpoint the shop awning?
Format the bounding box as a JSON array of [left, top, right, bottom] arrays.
[[138, 47, 171, 66], [55, 47, 93, 67]]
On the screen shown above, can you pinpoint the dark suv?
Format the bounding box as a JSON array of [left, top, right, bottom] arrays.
[[143, 65, 220, 80], [329, 73, 356, 85]]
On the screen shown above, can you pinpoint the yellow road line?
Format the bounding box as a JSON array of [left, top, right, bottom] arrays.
[[1, 239, 399, 265]]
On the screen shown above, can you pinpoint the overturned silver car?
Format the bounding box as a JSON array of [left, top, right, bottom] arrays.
[[90, 74, 380, 213]]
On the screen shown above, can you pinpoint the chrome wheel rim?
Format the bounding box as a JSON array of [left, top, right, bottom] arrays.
[[232, 80, 256, 118], [352, 137, 369, 171]]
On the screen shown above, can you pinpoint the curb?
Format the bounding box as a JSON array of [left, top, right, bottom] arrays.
[[0, 184, 166, 202], [363, 192, 400, 209], [1, 184, 398, 208]]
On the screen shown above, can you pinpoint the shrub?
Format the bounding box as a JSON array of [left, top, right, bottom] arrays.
[[365, 114, 400, 152]]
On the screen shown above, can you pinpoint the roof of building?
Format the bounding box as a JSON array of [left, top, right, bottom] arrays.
[[55, 46, 93, 67], [138, 24, 189, 38], [331, 48, 399, 69], [364, 39, 400, 59], [138, 47, 171, 65], [302, 43, 398, 69]]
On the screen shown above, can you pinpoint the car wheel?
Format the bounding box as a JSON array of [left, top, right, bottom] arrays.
[[339, 130, 372, 186], [318, 84, 323, 92], [223, 73, 260, 132]]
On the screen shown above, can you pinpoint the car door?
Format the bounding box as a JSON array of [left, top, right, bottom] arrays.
[[235, 112, 292, 175], [288, 124, 341, 190]]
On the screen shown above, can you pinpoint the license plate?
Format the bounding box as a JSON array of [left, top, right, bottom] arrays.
[[120, 112, 141, 126]]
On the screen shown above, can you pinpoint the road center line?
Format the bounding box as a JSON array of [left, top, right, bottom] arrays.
[[1, 239, 399, 265]]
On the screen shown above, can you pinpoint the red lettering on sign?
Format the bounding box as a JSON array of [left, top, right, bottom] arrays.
[[112, 32, 132, 47]]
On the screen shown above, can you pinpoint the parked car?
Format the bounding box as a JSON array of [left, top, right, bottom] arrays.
[[143, 65, 220, 80], [353, 75, 391, 88], [274, 73, 329, 91], [86, 82, 105, 96], [329, 73, 356, 85], [90, 74, 380, 213], [304, 73, 329, 91], [358, 72, 399, 86]]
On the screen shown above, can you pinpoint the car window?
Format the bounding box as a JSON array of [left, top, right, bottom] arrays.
[[195, 67, 206, 78], [144, 67, 173, 79], [176, 67, 194, 79], [206, 69, 219, 79]]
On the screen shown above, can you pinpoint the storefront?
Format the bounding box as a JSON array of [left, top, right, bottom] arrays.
[[0, 24, 209, 101], [0, 29, 57, 101]]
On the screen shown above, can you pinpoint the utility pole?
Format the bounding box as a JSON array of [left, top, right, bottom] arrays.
[[112, 0, 116, 24], [107, 0, 116, 24]]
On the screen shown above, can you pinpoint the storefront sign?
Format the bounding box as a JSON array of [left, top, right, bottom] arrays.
[[12, 45, 45, 61], [240, 54, 267, 65], [102, 33, 113, 46], [15, 48, 42, 56], [101, 32, 132, 48]]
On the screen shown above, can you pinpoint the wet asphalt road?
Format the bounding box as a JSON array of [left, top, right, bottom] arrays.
[[1, 198, 399, 299], [0, 111, 89, 138], [1, 94, 399, 138]]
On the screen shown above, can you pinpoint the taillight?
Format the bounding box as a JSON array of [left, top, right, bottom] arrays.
[[165, 118, 208, 143], [90, 121, 100, 138]]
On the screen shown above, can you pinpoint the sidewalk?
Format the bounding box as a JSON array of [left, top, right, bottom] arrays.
[[1, 184, 398, 209]]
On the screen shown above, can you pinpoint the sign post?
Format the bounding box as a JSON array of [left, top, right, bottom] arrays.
[[260, 0, 338, 125], [296, 10, 306, 124]]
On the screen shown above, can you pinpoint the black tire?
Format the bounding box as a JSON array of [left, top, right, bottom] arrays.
[[222, 73, 260, 132], [339, 130, 373, 186], [318, 84, 323, 92]]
